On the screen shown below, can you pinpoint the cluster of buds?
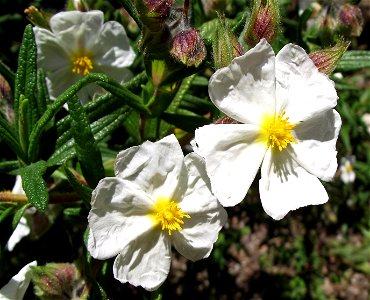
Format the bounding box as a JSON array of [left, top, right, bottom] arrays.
[[244, 0, 280, 47], [336, 3, 364, 37], [31, 263, 85, 299]]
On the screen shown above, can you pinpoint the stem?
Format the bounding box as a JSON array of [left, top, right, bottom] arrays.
[[0, 192, 82, 204]]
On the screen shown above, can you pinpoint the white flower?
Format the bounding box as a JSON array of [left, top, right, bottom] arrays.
[[0, 261, 37, 300], [193, 39, 341, 220], [340, 156, 355, 184], [34, 10, 136, 104], [87, 135, 227, 291]]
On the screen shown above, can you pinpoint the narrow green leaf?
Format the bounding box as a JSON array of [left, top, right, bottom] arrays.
[[0, 207, 14, 224], [116, 0, 142, 30], [14, 24, 38, 133], [122, 111, 141, 143], [18, 95, 30, 155], [162, 110, 211, 132], [0, 160, 20, 173], [67, 95, 104, 187], [12, 203, 31, 230], [36, 69, 50, 116], [336, 51, 370, 72], [0, 117, 27, 163], [20, 161, 48, 211], [63, 165, 92, 206]]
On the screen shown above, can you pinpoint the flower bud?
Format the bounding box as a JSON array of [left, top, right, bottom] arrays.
[[170, 28, 206, 67], [336, 3, 364, 37], [73, 0, 89, 12], [213, 14, 244, 70], [215, 116, 239, 124], [24, 6, 51, 30], [309, 40, 350, 75], [136, 0, 174, 29], [0, 74, 14, 123], [31, 263, 83, 298], [244, 0, 280, 47]]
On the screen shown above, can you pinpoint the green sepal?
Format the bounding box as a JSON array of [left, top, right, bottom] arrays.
[[336, 51, 370, 72], [14, 24, 38, 134], [20, 160, 48, 211], [12, 203, 31, 230], [67, 95, 104, 188], [0, 117, 27, 163], [63, 165, 93, 206]]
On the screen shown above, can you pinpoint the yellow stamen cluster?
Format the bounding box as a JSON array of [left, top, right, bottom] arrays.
[[71, 55, 94, 75], [260, 112, 297, 151], [150, 197, 190, 235], [345, 163, 353, 172]]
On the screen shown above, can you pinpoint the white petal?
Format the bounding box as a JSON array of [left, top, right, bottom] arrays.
[[208, 39, 276, 125], [0, 261, 37, 300], [6, 217, 30, 251], [194, 124, 266, 206], [114, 134, 185, 199], [87, 177, 154, 260], [49, 10, 104, 52], [44, 67, 79, 100], [33, 27, 70, 71], [12, 175, 25, 195], [276, 43, 338, 123], [290, 109, 341, 181], [93, 21, 136, 68], [113, 231, 171, 291], [171, 153, 227, 261], [259, 149, 328, 220]]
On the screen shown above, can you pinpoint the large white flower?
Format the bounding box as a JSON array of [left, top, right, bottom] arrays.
[[34, 10, 136, 104], [193, 39, 341, 220], [0, 261, 37, 300], [87, 135, 227, 291]]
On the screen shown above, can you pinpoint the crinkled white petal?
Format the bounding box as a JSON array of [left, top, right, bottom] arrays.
[[0, 261, 37, 300], [87, 177, 154, 260], [194, 124, 266, 206], [33, 27, 70, 71], [276, 43, 338, 123], [114, 134, 186, 200], [113, 231, 171, 291], [49, 10, 104, 52], [6, 217, 30, 252], [93, 21, 136, 68], [44, 66, 80, 100], [209, 39, 276, 125], [12, 175, 25, 195], [171, 153, 227, 261], [259, 148, 328, 220], [290, 109, 341, 181]]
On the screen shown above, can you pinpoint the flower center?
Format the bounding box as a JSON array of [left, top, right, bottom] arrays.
[[345, 163, 353, 172], [150, 197, 190, 235], [71, 54, 94, 75], [260, 112, 297, 151]]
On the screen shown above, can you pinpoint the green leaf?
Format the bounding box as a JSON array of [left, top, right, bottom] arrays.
[[36, 69, 50, 116], [0, 117, 27, 163], [18, 95, 30, 155], [14, 24, 38, 134], [336, 51, 370, 72], [67, 95, 104, 187], [21, 161, 48, 211], [0, 160, 20, 173], [12, 203, 31, 230], [162, 110, 211, 132], [0, 207, 14, 224], [63, 165, 92, 206], [123, 111, 141, 143], [115, 0, 142, 30]]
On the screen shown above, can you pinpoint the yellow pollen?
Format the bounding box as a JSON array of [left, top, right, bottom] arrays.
[[260, 112, 298, 151], [149, 197, 190, 235], [71, 55, 94, 75], [345, 163, 353, 172]]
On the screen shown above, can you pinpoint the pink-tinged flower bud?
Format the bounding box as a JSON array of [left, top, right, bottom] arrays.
[[31, 263, 84, 298], [170, 28, 206, 67], [244, 0, 280, 47], [137, 0, 174, 28], [309, 40, 350, 75], [337, 3, 364, 37], [213, 14, 244, 70], [0, 74, 14, 123], [24, 6, 50, 30]]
